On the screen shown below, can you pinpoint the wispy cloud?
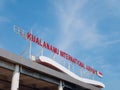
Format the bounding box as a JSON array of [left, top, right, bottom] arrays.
[[0, 16, 10, 23], [0, 0, 6, 11], [52, 1, 120, 82], [53, 0, 102, 50], [11, 0, 17, 3], [53, 0, 120, 51], [0, 44, 4, 49], [107, 0, 120, 9], [0, 0, 16, 11], [0, 0, 15, 23], [103, 39, 120, 46]]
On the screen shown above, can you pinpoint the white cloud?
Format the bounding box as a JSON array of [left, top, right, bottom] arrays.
[[0, 0, 14, 23], [107, 0, 120, 8], [53, 0, 102, 50], [0, 0, 16, 11], [103, 39, 120, 46], [0, 0, 6, 11], [52, 1, 120, 78], [0, 44, 4, 49], [53, 0, 120, 51], [11, 0, 17, 3], [0, 16, 10, 23]]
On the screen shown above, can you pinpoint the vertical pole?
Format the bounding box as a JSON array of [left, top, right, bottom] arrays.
[[29, 30, 32, 59], [92, 65, 94, 80], [41, 47, 43, 56], [68, 63, 70, 70], [58, 80, 63, 90], [80, 67, 83, 77], [11, 65, 20, 90], [52, 53, 56, 60], [72, 63, 74, 72]]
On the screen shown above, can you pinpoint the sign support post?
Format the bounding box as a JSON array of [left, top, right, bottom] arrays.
[[29, 29, 32, 59]]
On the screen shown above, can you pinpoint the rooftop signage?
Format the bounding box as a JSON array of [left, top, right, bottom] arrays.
[[14, 25, 103, 78]]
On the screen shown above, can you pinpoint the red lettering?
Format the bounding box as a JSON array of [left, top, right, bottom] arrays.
[[25, 32, 102, 76], [68, 55, 72, 62], [26, 32, 32, 41], [60, 51, 65, 58], [46, 42, 51, 50], [38, 39, 42, 46], [32, 34, 36, 42], [35, 38, 42, 46], [77, 60, 85, 68], [49, 45, 53, 51], [66, 53, 70, 60], [72, 58, 77, 63], [86, 66, 90, 71], [68, 55, 73, 62], [35, 37, 39, 44], [86, 66, 96, 74], [92, 69, 97, 74], [99, 72, 103, 75], [43, 41, 47, 49], [52, 47, 59, 55]]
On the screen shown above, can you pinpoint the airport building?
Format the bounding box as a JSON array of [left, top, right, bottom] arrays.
[[0, 26, 105, 90], [0, 49, 104, 90]]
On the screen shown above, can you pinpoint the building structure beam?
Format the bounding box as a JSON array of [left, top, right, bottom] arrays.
[[11, 65, 20, 90], [58, 80, 63, 90]]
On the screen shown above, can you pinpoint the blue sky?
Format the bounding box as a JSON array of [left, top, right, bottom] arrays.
[[0, 0, 120, 90]]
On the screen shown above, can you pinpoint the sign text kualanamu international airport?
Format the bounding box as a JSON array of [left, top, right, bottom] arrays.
[[14, 25, 103, 78]]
